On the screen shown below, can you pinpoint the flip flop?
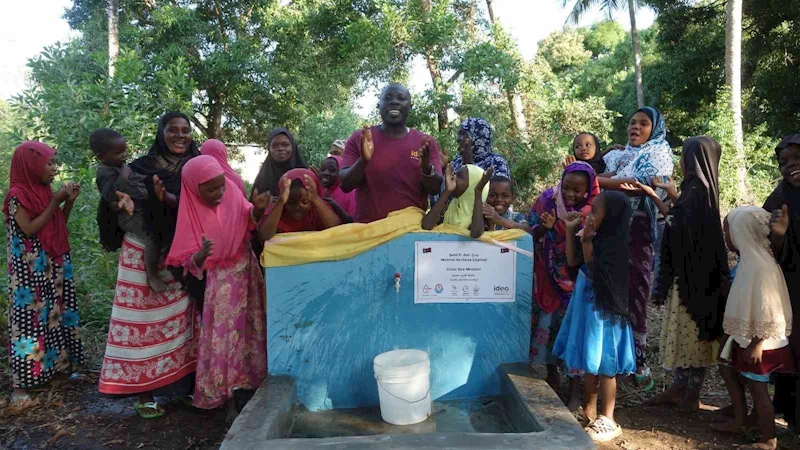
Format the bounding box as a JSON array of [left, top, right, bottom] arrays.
[[134, 401, 165, 419]]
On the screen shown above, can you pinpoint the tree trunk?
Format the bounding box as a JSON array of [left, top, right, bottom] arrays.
[[421, 0, 449, 131], [486, 0, 496, 24], [487, 0, 527, 137], [107, 0, 119, 78], [628, 0, 644, 108], [208, 95, 223, 139], [725, 0, 747, 203]]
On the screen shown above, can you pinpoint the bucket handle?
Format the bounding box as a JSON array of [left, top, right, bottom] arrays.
[[377, 379, 431, 404]]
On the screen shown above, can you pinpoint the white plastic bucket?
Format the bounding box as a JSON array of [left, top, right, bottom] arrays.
[[373, 349, 432, 425]]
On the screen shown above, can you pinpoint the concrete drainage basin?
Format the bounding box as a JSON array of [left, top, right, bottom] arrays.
[[221, 364, 594, 450]]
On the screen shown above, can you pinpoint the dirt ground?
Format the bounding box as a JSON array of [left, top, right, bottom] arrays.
[[2, 305, 800, 449]]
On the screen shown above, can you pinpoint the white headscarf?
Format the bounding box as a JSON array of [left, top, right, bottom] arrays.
[[723, 206, 793, 348]]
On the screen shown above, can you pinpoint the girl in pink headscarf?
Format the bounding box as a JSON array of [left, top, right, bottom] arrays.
[[200, 139, 247, 196], [318, 155, 356, 219], [165, 155, 271, 419]]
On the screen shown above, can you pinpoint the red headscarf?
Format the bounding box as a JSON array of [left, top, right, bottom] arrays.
[[3, 141, 70, 257], [320, 155, 357, 216], [272, 168, 336, 233], [200, 139, 247, 197], [165, 155, 253, 269]]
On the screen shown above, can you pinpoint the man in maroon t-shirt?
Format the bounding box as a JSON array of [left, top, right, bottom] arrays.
[[339, 83, 443, 223]]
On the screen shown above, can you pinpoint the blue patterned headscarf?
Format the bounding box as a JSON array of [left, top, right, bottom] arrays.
[[451, 118, 511, 179], [614, 107, 674, 240]]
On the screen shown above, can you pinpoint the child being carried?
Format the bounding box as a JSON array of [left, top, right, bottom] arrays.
[[91, 128, 166, 292]]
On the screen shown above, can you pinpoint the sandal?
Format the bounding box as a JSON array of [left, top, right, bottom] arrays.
[[584, 415, 622, 442], [634, 367, 654, 392], [134, 401, 165, 419]]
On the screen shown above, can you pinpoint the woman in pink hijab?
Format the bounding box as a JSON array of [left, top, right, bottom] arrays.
[[166, 155, 270, 420], [318, 155, 356, 218], [200, 139, 247, 196]]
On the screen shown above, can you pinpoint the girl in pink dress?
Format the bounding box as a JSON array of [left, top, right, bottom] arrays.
[[166, 155, 270, 418]]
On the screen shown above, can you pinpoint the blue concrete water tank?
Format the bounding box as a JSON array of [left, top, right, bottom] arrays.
[[266, 232, 533, 411]]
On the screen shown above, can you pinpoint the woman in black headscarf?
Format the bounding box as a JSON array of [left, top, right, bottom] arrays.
[[649, 136, 729, 411], [764, 134, 800, 430], [98, 112, 200, 418], [129, 112, 201, 250], [250, 128, 307, 255], [251, 128, 307, 198]]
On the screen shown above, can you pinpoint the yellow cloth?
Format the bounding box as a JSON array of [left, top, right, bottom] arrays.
[[260, 207, 528, 268], [659, 279, 719, 370], [443, 164, 490, 229]]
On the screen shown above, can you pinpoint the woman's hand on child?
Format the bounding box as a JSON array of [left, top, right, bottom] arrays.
[[278, 178, 292, 204], [475, 166, 494, 192], [540, 210, 556, 229], [303, 175, 320, 202], [444, 163, 457, 193], [562, 155, 577, 169], [115, 191, 135, 216], [620, 181, 656, 198], [581, 216, 596, 243], [770, 205, 790, 237], [153, 175, 166, 202], [565, 211, 582, 231], [361, 126, 374, 163], [251, 188, 272, 211]]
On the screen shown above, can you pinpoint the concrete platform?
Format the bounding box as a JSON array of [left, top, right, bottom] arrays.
[[221, 364, 595, 450]]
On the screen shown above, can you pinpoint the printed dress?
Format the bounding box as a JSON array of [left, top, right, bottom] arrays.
[[185, 243, 267, 409], [6, 197, 83, 388]]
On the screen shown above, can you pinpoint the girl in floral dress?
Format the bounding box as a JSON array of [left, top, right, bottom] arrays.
[[5, 141, 83, 403], [166, 155, 270, 419]]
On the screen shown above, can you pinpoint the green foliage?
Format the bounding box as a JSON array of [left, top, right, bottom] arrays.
[[536, 29, 592, 73], [297, 106, 362, 167], [579, 20, 626, 57]]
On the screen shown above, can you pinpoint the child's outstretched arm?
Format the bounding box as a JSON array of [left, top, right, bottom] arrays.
[[620, 181, 670, 217], [564, 212, 582, 267], [304, 175, 341, 230], [422, 163, 456, 230], [470, 167, 494, 238], [259, 179, 290, 242]]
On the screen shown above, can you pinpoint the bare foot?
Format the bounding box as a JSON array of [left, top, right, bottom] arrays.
[[678, 397, 702, 413], [710, 420, 745, 434], [147, 273, 167, 293], [741, 439, 777, 450]]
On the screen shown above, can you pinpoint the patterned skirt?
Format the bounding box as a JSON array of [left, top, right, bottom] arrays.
[[98, 234, 199, 394]]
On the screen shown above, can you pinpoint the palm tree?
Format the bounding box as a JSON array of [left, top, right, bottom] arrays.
[[563, 0, 645, 108], [725, 0, 748, 202]]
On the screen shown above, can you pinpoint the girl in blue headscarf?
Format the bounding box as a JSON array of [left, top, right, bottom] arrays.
[[598, 107, 674, 389]]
